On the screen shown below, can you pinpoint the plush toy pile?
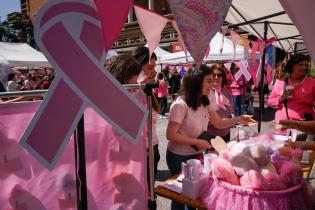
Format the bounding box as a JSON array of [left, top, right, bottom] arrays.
[[210, 138, 303, 191]]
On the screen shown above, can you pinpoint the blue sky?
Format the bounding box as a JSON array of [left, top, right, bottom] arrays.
[[0, 0, 20, 22]]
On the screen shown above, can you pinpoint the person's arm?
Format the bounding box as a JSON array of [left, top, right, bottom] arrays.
[[208, 108, 257, 129], [279, 120, 315, 135], [166, 121, 211, 150], [287, 141, 315, 151], [267, 79, 284, 108]]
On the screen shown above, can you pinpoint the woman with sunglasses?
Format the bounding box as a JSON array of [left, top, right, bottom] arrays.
[[207, 65, 234, 142]]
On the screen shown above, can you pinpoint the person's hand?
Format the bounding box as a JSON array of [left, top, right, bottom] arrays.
[[194, 139, 211, 150], [237, 115, 257, 126], [284, 140, 308, 150], [279, 120, 299, 130], [280, 89, 293, 101]]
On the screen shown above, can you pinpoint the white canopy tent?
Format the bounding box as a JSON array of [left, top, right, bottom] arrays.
[[158, 32, 245, 64], [0, 42, 51, 68], [227, 0, 304, 53]]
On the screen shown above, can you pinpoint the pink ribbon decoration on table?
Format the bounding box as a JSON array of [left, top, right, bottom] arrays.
[[234, 60, 251, 81], [172, 20, 189, 62], [19, 0, 147, 170], [134, 4, 168, 59], [280, 0, 315, 64], [168, 0, 232, 69]]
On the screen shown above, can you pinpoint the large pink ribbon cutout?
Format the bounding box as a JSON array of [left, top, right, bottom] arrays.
[[19, 0, 148, 170]]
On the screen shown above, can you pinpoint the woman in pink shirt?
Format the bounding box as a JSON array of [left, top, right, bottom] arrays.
[[268, 54, 315, 120], [157, 72, 169, 118], [228, 63, 246, 116]]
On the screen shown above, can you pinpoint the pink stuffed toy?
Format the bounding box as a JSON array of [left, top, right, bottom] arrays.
[[277, 161, 303, 187], [211, 158, 240, 186], [230, 154, 258, 176], [240, 170, 267, 190], [264, 173, 287, 191]]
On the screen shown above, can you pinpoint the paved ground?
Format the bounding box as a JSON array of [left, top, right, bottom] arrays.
[[153, 102, 277, 210]]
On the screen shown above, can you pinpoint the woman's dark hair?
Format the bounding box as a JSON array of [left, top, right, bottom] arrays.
[[212, 65, 228, 87], [285, 53, 310, 74], [131, 46, 157, 66], [157, 72, 164, 80], [179, 64, 213, 110], [8, 72, 15, 81], [105, 55, 141, 84]]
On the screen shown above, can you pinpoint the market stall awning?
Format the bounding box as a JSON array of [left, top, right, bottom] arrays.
[[0, 42, 51, 68], [226, 0, 305, 53]]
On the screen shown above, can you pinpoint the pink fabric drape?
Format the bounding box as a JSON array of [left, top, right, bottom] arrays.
[[0, 101, 147, 210]]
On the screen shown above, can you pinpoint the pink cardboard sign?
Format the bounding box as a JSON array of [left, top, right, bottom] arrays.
[[168, 0, 232, 68], [19, 0, 147, 170]]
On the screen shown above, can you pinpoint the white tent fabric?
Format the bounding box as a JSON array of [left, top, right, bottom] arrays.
[[144, 44, 172, 63], [158, 32, 245, 64], [227, 0, 301, 53], [0, 42, 51, 68]]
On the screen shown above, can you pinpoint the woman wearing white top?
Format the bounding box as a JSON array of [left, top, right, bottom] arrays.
[[166, 65, 255, 210]]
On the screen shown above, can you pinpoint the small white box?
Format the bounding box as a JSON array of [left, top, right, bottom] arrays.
[[182, 175, 208, 199]]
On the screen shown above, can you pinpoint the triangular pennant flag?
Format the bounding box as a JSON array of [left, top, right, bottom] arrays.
[[280, 0, 315, 64], [266, 64, 273, 85], [94, 0, 133, 51], [204, 46, 211, 61], [134, 5, 168, 59], [229, 30, 240, 60], [172, 20, 189, 63], [220, 26, 228, 54], [168, 0, 232, 69], [239, 37, 250, 59]]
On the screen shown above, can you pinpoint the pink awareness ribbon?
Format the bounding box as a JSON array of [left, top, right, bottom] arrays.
[[19, 0, 148, 169]]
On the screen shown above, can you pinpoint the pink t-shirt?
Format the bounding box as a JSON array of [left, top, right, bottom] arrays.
[[267, 77, 315, 120], [157, 79, 168, 98], [167, 97, 209, 155]]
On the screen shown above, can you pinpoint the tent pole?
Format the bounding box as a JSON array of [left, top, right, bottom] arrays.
[[258, 21, 268, 133], [74, 115, 88, 210]]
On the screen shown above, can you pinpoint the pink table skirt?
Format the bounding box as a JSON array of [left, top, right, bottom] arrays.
[[201, 177, 312, 210]]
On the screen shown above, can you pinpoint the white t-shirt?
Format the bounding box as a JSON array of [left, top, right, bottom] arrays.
[[167, 97, 209, 155], [7, 81, 18, 92]]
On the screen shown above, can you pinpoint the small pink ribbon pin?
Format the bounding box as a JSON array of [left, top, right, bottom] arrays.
[[19, 0, 147, 170]]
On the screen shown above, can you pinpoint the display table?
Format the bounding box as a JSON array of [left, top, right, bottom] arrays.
[[154, 151, 315, 209]]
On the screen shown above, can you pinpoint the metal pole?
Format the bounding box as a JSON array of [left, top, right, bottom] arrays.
[[144, 83, 158, 202], [258, 21, 268, 133], [75, 115, 88, 210]]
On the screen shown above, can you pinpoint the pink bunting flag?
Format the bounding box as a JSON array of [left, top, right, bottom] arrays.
[[239, 37, 250, 59], [248, 60, 261, 86], [134, 5, 168, 59], [280, 0, 315, 64], [220, 26, 228, 54], [229, 30, 240, 60], [20, 0, 148, 169], [224, 62, 232, 71], [168, 0, 232, 68], [94, 0, 133, 51], [172, 20, 188, 62], [266, 64, 273, 85], [204, 46, 211, 61]]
